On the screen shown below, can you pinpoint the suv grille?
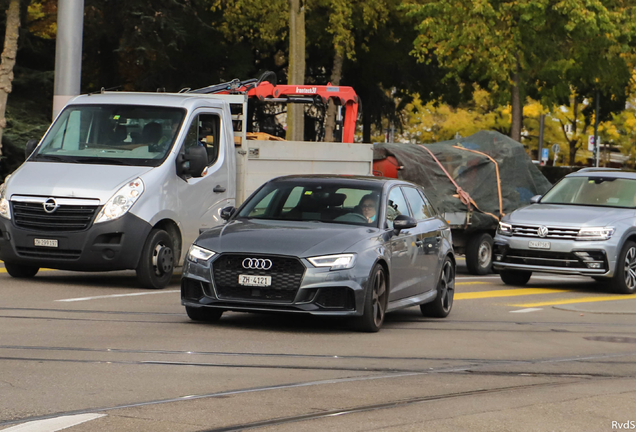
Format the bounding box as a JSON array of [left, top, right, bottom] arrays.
[[12, 202, 98, 232], [212, 254, 305, 303], [500, 249, 607, 270], [511, 224, 580, 240]]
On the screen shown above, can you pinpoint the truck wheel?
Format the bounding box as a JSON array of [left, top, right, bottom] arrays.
[[4, 262, 39, 278], [186, 306, 224, 322], [609, 241, 636, 294], [466, 232, 493, 275], [136, 229, 174, 289], [500, 270, 532, 286]]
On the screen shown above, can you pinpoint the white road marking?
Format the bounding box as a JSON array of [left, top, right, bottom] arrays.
[[1, 414, 106, 431], [510, 308, 543, 313], [56, 290, 179, 302]]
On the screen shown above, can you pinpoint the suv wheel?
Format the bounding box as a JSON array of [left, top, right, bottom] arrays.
[[500, 270, 532, 286], [611, 241, 636, 294]]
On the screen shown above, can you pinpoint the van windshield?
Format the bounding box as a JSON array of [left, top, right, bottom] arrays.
[[31, 105, 185, 167]]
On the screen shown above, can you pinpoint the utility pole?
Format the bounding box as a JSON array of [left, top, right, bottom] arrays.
[[537, 114, 545, 163], [594, 90, 600, 168], [286, 0, 305, 142], [53, 0, 84, 119]]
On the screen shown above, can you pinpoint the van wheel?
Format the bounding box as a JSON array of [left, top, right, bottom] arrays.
[[466, 232, 493, 275], [500, 270, 532, 286], [4, 262, 39, 278], [421, 257, 455, 318], [136, 229, 174, 289], [610, 241, 636, 294], [186, 306, 224, 322]]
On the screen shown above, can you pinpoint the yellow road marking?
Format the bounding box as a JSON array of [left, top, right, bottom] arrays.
[[455, 281, 488, 286], [510, 295, 636, 307], [455, 288, 571, 300]]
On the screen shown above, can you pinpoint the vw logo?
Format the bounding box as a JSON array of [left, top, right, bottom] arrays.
[[242, 258, 273, 270], [43, 198, 59, 214], [537, 226, 549, 238]]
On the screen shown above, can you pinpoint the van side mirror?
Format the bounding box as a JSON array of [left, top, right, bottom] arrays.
[[220, 206, 236, 221], [530, 195, 542, 204], [25, 139, 38, 159], [177, 146, 208, 178], [393, 214, 417, 234]]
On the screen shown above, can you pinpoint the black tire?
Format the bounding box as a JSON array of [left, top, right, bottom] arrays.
[[354, 264, 388, 332], [421, 256, 455, 318], [4, 262, 39, 278], [465, 232, 493, 275], [500, 270, 532, 286], [186, 306, 224, 322], [609, 241, 636, 294], [136, 229, 175, 289]]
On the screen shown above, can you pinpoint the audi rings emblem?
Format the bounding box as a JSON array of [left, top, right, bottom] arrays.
[[242, 258, 273, 270], [537, 226, 549, 238], [43, 198, 59, 214]]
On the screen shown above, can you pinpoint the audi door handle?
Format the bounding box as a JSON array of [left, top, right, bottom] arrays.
[[213, 185, 226, 193]]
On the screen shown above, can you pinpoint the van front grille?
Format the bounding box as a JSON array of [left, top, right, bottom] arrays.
[[12, 202, 98, 232]]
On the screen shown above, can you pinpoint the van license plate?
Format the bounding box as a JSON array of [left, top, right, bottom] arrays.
[[34, 238, 58, 248], [528, 240, 550, 249], [238, 275, 271, 287]]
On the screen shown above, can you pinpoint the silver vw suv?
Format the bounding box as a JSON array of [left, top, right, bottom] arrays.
[[493, 168, 636, 294]]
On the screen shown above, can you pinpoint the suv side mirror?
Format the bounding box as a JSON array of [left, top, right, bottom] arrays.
[[177, 146, 208, 178], [393, 214, 417, 234], [220, 206, 236, 221], [25, 139, 38, 159], [530, 195, 542, 204]]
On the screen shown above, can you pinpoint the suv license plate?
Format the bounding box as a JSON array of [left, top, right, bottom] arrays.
[[528, 240, 550, 249], [238, 275, 272, 287], [34, 238, 58, 248]]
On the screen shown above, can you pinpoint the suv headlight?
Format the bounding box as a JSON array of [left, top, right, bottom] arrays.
[[94, 178, 144, 224], [187, 244, 216, 262], [497, 221, 513, 236], [308, 253, 356, 270], [0, 175, 11, 220], [576, 227, 615, 241]]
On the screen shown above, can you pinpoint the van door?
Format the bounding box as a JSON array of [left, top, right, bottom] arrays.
[[176, 111, 231, 253]]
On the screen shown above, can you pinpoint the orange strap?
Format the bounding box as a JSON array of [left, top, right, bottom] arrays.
[[419, 144, 499, 222], [452, 145, 504, 219]]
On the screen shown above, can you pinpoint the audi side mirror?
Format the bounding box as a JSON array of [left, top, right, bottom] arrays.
[[220, 206, 236, 221], [393, 215, 417, 234], [25, 139, 38, 159], [530, 195, 542, 204]]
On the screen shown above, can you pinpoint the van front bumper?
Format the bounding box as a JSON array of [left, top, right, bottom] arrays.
[[0, 213, 152, 271]]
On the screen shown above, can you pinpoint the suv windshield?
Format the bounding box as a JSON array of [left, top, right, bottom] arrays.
[[238, 181, 382, 226], [32, 104, 185, 167], [542, 176, 636, 208]]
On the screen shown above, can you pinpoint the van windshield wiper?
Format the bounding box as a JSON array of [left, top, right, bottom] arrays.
[[32, 154, 79, 163], [76, 157, 133, 166]]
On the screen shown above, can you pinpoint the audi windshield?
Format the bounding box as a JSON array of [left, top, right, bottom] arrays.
[[31, 105, 185, 167], [237, 180, 383, 227], [541, 176, 636, 208]]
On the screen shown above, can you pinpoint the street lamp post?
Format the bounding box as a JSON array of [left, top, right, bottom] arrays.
[[53, 0, 84, 119]]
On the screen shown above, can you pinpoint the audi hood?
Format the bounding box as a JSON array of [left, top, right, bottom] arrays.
[[194, 219, 379, 257]]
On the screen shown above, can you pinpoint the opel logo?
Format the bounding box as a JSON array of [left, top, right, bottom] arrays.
[[537, 226, 549, 238], [242, 258, 273, 270], [43, 198, 59, 214]]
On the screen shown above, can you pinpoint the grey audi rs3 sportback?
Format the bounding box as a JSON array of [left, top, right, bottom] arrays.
[[494, 168, 636, 294], [181, 175, 455, 332]]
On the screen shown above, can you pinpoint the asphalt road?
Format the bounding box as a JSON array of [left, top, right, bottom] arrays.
[[1, 259, 635, 432]]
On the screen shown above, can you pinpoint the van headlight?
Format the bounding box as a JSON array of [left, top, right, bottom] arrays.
[[187, 244, 216, 262], [94, 178, 144, 224], [576, 227, 615, 241], [0, 175, 11, 220], [308, 253, 356, 270]]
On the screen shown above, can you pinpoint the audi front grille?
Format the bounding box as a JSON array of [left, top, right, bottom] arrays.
[[212, 254, 306, 303]]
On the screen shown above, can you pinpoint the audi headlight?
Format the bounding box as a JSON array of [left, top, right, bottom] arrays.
[[0, 175, 11, 220], [308, 253, 356, 270], [187, 244, 216, 262], [576, 227, 615, 241], [497, 221, 512, 236], [94, 178, 144, 224]]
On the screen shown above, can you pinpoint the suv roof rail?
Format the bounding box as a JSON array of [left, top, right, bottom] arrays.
[[577, 167, 622, 172]]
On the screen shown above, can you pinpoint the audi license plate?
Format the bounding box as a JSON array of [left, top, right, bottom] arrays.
[[238, 275, 272, 287], [528, 240, 550, 249], [34, 238, 58, 248]]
